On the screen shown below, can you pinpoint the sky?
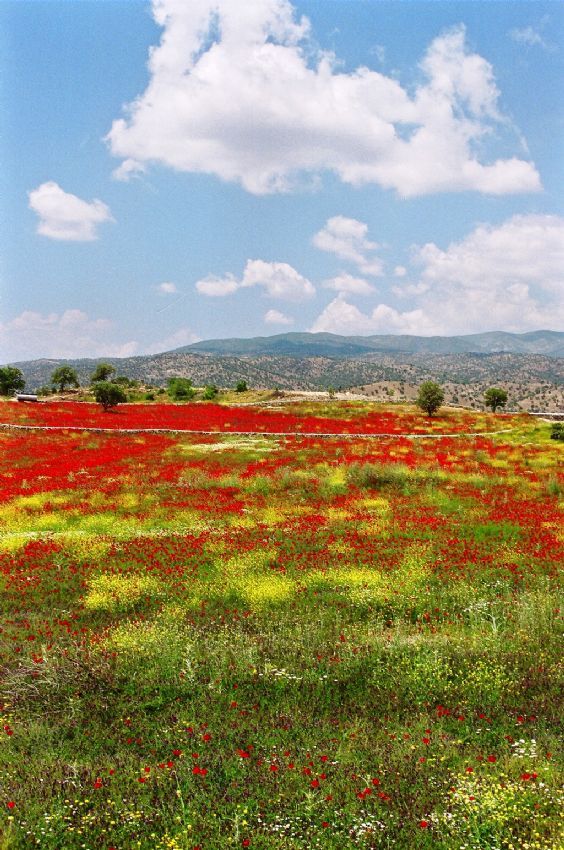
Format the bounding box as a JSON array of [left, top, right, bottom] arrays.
[[1, 0, 563, 362]]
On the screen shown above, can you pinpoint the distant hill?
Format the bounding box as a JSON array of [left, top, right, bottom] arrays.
[[5, 336, 564, 414], [178, 330, 564, 358]]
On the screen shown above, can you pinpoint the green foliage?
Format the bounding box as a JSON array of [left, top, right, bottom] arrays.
[[0, 365, 25, 396], [550, 422, 564, 441], [235, 379, 248, 393], [202, 384, 219, 400], [484, 387, 508, 412], [167, 377, 196, 400], [416, 380, 444, 417], [92, 381, 127, 411], [50, 365, 79, 392], [90, 362, 116, 383]]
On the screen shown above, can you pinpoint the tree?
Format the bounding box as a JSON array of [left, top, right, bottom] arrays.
[[51, 366, 79, 393], [93, 381, 127, 411], [484, 387, 508, 413], [168, 377, 195, 400], [0, 366, 25, 396], [416, 381, 444, 417], [235, 380, 248, 393], [91, 363, 116, 383], [202, 384, 218, 400]]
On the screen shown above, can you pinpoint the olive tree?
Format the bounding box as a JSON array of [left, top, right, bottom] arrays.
[[93, 381, 127, 411], [51, 366, 79, 393], [484, 387, 508, 413], [0, 366, 25, 396], [91, 363, 116, 383], [416, 381, 444, 417]]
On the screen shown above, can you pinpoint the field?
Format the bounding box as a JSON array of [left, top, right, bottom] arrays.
[[0, 400, 562, 849]]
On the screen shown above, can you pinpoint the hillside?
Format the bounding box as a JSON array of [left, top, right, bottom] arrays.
[[7, 349, 564, 412]]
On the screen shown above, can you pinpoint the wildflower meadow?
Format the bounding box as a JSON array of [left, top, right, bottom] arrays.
[[0, 399, 561, 849]]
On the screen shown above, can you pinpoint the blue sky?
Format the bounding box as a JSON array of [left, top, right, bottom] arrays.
[[1, 0, 563, 362]]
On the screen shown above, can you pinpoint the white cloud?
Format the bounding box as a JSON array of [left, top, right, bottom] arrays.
[[144, 326, 200, 353], [323, 273, 375, 296], [196, 260, 315, 301], [241, 260, 315, 300], [412, 213, 564, 332], [157, 281, 178, 294], [310, 295, 435, 335], [0, 310, 137, 362], [195, 274, 240, 297], [313, 217, 384, 276], [264, 309, 294, 325], [509, 19, 552, 51], [310, 214, 564, 336], [28, 181, 114, 241], [393, 266, 407, 278], [112, 158, 147, 181], [106, 3, 540, 197]]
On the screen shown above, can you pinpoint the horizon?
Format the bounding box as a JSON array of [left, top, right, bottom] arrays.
[[2, 0, 563, 362]]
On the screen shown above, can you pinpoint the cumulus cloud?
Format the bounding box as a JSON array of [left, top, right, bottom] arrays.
[[195, 274, 240, 297], [196, 260, 315, 301], [313, 217, 384, 276], [106, 2, 540, 196], [0, 310, 137, 362], [310, 214, 564, 336], [28, 182, 114, 241], [310, 295, 435, 335], [264, 309, 294, 325], [157, 281, 178, 294], [323, 273, 375, 296]]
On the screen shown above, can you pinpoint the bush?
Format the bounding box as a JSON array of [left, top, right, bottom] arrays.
[[550, 422, 564, 441], [235, 380, 248, 393], [92, 381, 127, 411], [168, 377, 195, 400], [203, 384, 219, 400]]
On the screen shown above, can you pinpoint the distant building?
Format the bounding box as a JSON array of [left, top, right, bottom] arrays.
[[16, 394, 39, 403]]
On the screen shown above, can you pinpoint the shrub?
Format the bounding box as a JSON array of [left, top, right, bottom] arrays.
[[167, 377, 195, 400], [203, 384, 219, 400], [235, 380, 248, 393], [92, 381, 127, 411], [550, 422, 564, 441]]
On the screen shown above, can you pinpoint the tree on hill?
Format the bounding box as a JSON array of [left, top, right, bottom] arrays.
[[93, 381, 127, 411], [91, 363, 116, 383], [0, 366, 25, 396], [416, 381, 444, 417], [235, 380, 248, 393], [484, 387, 508, 413], [51, 366, 79, 393], [168, 377, 196, 400]]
